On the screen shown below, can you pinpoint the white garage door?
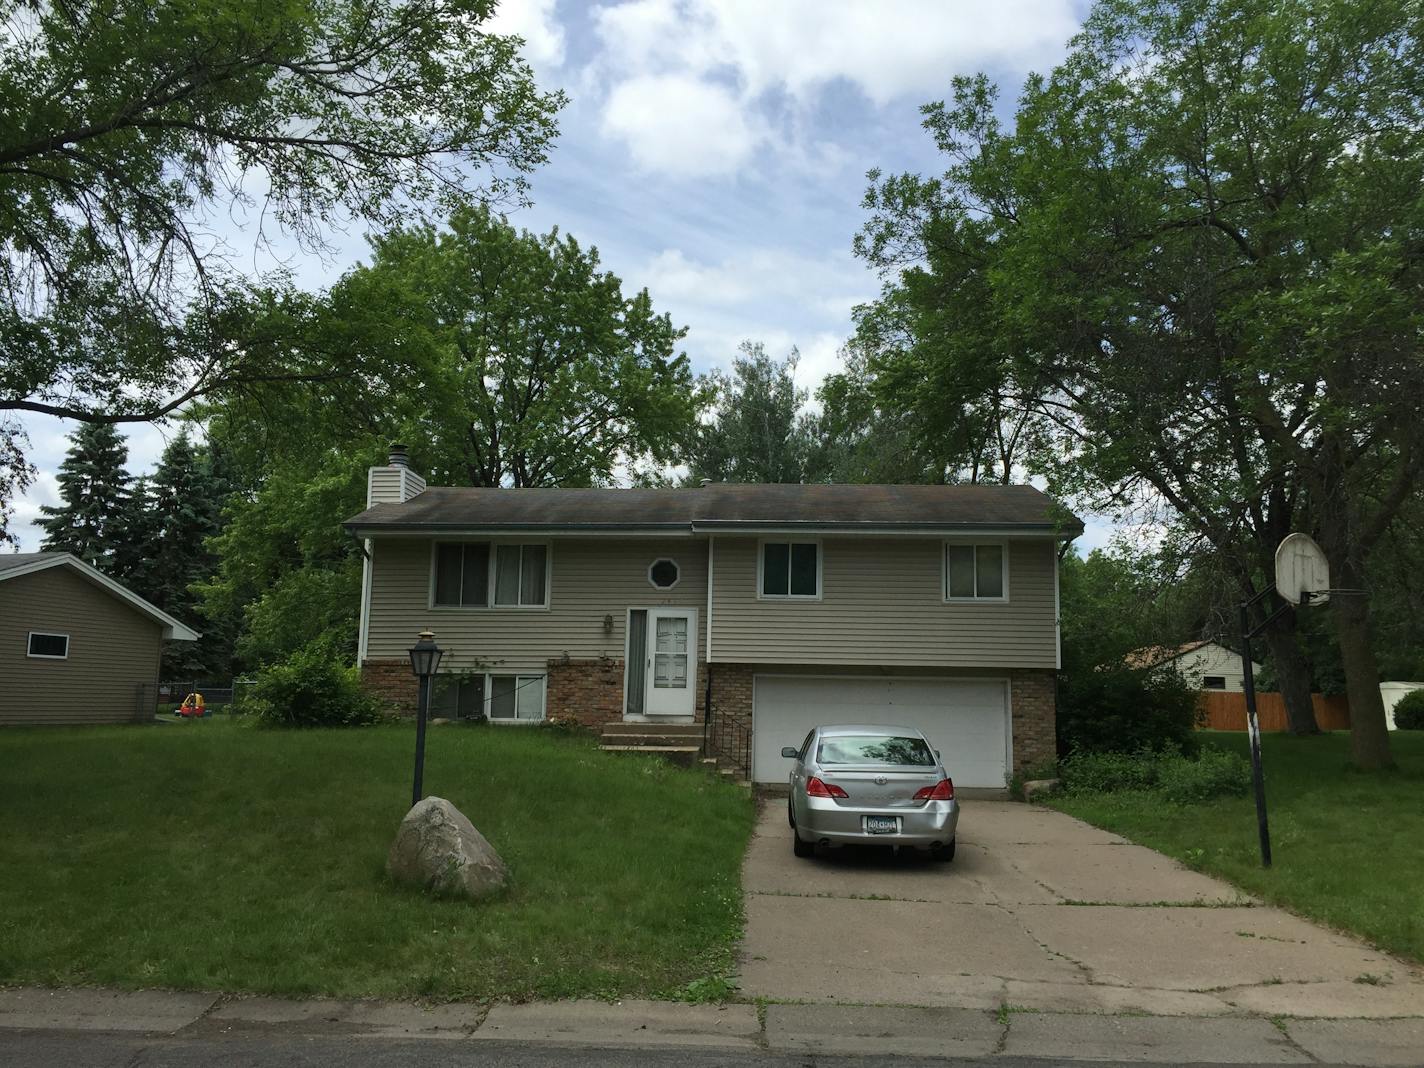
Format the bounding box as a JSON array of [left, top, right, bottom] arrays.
[[751, 675, 1010, 787]]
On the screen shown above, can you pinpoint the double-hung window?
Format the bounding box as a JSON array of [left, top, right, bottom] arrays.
[[433, 542, 547, 608], [434, 543, 489, 607], [493, 544, 547, 607], [944, 543, 1007, 601], [761, 541, 819, 598]]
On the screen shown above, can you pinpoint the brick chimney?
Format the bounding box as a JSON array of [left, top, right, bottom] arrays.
[[367, 442, 427, 506]]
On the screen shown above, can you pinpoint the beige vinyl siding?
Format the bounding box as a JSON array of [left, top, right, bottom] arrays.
[[368, 467, 404, 505], [0, 567, 163, 725], [367, 538, 708, 672], [709, 536, 1058, 668]]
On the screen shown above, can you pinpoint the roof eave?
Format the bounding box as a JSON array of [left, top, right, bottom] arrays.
[[0, 554, 201, 641], [345, 520, 1085, 538]]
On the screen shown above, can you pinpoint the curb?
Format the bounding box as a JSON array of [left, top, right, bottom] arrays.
[[2, 987, 1424, 1063]]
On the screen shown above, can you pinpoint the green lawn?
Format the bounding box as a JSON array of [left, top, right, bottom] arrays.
[[1050, 731, 1424, 963], [0, 721, 756, 1001]]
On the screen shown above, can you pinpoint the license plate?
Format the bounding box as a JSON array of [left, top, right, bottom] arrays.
[[865, 816, 898, 834]]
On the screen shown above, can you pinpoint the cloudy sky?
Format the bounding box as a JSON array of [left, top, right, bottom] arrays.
[[10, 0, 1101, 551]]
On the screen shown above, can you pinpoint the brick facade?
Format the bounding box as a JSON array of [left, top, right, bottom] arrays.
[[1009, 668, 1058, 775], [544, 657, 625, 728], [705, 662, 755, 775], [360, 658, 419, 715], [542, 656, 708, 729]]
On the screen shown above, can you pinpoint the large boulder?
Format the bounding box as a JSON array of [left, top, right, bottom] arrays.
[[387, 797, 508, 900]]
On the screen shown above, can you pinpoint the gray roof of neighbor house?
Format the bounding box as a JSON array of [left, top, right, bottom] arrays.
[[0, 552, 54, 574], [0, 552, 200, 640], [345, 483, 1083, 536]]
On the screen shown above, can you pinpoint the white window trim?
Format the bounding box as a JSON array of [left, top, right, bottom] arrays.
[[27, 631, 70, 659], [428, 539, 552, 611], [756, 537, 823, 601], [647, 557, 681, 591], [485, 671, 547, 724], [434, 670, 547, 723], [942, 539, 1011, 603]]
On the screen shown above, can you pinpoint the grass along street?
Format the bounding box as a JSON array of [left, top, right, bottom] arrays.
[[0, 721, 755, 1001], [1050, 731, 1424, 964]]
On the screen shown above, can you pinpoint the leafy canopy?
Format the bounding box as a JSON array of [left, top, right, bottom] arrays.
[[326, 204, 699, 487], [856, 0, 1424, 763], [0, 0, 563, 540]]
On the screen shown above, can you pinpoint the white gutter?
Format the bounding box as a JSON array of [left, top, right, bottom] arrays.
[[358, 538, 373, 664]]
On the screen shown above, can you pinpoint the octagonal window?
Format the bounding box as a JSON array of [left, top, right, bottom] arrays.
[[648, 558, 680, 589]]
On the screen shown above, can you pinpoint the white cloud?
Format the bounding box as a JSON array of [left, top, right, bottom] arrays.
[[790, 332, 846, 400], [589, 0, 1079, 175], [486, 0, 567, 70], [602, 74, 760, 176], [643, 246, 868, 312]]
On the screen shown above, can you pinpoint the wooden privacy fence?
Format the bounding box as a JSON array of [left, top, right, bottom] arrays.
[[1198, 691, 1351, 731]]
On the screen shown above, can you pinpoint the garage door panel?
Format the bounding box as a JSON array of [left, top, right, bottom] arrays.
[[752, 675, 1009, 788]]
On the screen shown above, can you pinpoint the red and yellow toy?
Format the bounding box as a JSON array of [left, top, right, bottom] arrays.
[[177, 692, 206, 718]]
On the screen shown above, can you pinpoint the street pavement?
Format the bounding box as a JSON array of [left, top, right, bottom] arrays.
[[2, 987, 1423, 1065]]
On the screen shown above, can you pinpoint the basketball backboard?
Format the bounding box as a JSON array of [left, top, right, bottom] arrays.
[[1275, 533, 1330, 605]]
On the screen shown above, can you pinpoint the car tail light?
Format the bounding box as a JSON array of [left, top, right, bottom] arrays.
[[806, 776, 849, 798], [913, 779, 954, 801]]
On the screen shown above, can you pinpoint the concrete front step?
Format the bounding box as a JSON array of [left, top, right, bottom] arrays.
[[598, 743, 701, 768], [599, 733, 704, 748], [601, 722, 704, 737]]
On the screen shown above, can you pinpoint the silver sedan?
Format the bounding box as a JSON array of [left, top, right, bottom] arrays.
[[782, 725, 959, 861]]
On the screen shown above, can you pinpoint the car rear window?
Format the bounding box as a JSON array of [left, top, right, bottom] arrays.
[[817, 735, 935, 766]]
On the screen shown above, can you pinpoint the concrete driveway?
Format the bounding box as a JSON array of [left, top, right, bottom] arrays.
[[739, 800, 1424, 1018]]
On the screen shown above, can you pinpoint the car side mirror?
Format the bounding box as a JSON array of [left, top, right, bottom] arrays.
[[935, 749, 942, 760], [780, 746, 799, 759]]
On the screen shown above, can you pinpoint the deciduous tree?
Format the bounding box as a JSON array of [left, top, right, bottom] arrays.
[[0, 0, 563, 542], [856, 0, 1424, 766]]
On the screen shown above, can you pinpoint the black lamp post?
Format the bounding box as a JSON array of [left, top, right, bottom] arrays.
[[408, 629, 443, 808]]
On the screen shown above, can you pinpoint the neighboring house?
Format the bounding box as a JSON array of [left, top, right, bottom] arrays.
[[1382, 682, 1424, 730], [0, 553, 199, 726], [345, 449, 1082, 788], [1125, 641, 1260, 692]]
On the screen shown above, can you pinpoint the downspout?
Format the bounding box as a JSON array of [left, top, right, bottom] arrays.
[[348, 530, 374, 669], [703, 532, 715, 755]]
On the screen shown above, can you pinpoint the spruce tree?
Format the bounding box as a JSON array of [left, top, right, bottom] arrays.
[[148, 432, 229, 678], [36, 423, 132, 567], [111, 475, 160, 597]]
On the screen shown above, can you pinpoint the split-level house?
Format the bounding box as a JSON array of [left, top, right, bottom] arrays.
[[345, 448, 1082, 788]]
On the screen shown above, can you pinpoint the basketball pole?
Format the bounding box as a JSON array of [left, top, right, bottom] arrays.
[[1237, 592, 1282, 868]]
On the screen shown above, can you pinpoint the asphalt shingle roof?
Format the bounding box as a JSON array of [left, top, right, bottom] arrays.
[[345, 482, 1083, 535], [0, 552, 60, 573]]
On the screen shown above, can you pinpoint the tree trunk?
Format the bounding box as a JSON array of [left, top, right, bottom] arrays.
[[1259, 613, 1319, 735], [1331, 557, 1394, 770]]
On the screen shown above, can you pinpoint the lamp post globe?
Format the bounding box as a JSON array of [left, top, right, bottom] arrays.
[[409, 629, 443, 679], [407, 630, 443, 809]]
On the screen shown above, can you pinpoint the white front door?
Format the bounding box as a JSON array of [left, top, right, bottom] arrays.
[[644, 608, 697, 716]]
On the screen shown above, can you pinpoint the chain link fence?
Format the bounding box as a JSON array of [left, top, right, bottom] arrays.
[[145, 679, 257, 718]]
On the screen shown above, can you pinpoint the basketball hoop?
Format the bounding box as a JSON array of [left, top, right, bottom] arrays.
[[1275, 533, 1330, 606]]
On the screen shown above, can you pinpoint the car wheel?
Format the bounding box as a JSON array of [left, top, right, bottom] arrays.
[[931, 837, 956, 863], [792, 828, 815, 858]]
